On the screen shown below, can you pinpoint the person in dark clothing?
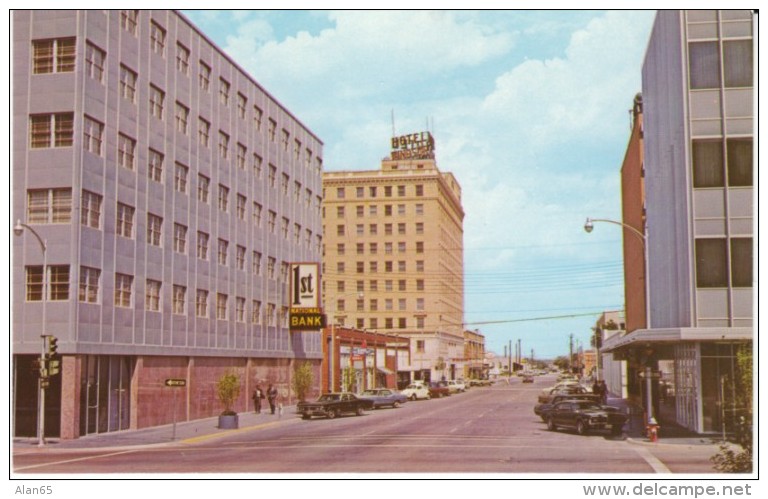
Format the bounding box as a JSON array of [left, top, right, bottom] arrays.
[[267, 384, 278, 414], [252, 385, 264, 414], [598, 380, 608, 404]]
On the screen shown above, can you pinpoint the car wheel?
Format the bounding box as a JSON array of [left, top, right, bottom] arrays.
[[611, 424, 623, 436], [393, 401, 401, 408], [576, 420, 588, 435], [327, 409, 338, 419], [410, 394, 417, 401], [356, 406, 365, 416], [302, 414, 310, 420], [547, 417, 557, 431], [426, 393, 431, 400]]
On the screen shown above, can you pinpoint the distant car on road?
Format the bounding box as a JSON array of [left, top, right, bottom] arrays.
[[546, 400, 628, 435], [401, 383, 431, 401], [428, 381, 451, 398], [297, 392, 374, 420], [446, 380, 465, 393], [522, 374, 535, 383], [359, 388, 408, 409]]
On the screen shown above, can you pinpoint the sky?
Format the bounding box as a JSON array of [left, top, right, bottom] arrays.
[[183, 9, 658, 359]]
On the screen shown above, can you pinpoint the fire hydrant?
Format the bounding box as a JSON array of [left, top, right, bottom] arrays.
[[646, 417, 660, 442]]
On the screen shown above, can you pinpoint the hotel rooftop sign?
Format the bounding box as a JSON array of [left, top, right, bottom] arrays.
[[391, 131, 435, 160]]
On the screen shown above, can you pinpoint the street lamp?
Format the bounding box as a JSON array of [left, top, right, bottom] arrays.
[[14, 219, 48, 447], [327, 291, 364, 392], [584, 216, 653, 423]]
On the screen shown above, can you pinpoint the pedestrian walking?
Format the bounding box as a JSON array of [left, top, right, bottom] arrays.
[[267, 384, 278, 415], [599, 380, 608, 404], [252, 385, 264, 414]]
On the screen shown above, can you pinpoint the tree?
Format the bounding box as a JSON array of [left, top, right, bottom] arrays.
[[292, 361, 314, 402], [711, 343, 753, 473], [552, 356, 570, 371], [216, 371, 241, 416]]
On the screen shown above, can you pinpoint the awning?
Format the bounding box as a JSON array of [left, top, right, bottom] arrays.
[[376, 367, 394, 375], [601, 327, 753, 353]]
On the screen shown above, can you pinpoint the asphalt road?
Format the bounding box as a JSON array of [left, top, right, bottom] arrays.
[[13, 376, 722, 475]]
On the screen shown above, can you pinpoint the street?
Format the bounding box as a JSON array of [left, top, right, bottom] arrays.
[[13, 375, 721, 475]]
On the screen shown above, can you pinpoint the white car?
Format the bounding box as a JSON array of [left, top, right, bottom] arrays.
[[401, 383, 431, 400], [446, 380, 465, 393]]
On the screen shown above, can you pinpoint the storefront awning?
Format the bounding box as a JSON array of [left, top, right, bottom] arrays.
[[601, 327, 753, 353], [376, 366, 394, 375]]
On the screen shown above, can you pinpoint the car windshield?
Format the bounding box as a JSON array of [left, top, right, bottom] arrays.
[[362, 390, 380, 395], [318, 394, 340, 402], [574, 401, 602, 410]]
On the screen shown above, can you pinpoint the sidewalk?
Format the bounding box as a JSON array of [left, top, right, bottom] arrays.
[[13, 405, 300, 452], [606, 395, 719, 446]]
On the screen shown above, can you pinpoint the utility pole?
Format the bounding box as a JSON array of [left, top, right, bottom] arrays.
[[569, 334, 574, 373]]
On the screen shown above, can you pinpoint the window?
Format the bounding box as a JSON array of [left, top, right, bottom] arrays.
[[197, 232, 209, 260], [268, 211, 277, 233], [117, 133, 136, 170], [148, 149, 164, 182], [176, 43, 190, 75], [79, 266, 100, 303], [173, 223, 187, 253], [416, 222, 424, 234], [150, 21, 166, 56], [727, 138, 753, 187], [398, 185, 406, 196], [49, 265, 70, 301], [253, 154, 263, 177], [731, 238, 753, 287], [695, 239, 727, 288], [236, 194, 246, 220], [32, 37, 75, 74], [268, 257, 276, 279], [369, 186, 377, 197], [237, 93, 247, 119], [175, 102, 189, 134], [399, 318, 407, 329], [116, 202, 135, 238], [199, 61, 211, 91], [217, 239, 228, 266], [268, 119, 276, 142], [281, 129, 290, 151], [80, 190, 102, 228], [219, 78, 230, 106], [120, 10, 138, 36], [252, 251, 262, 275], [253, 202, 262, 227], [337, 187, 345, 199], [174, 162, 188, 193], [237, 143, 247, 169], [197, 118, 211, 147], [398, 298, 406, 310], [173, 285, 186, 315], [723, 40, 753, 88], [398, 223, 406, 235], [416, 241, 424, 253], [219, 131, 229, 159], [149, 85, 165, 119], [254, 106, 263, 131], [236, 245, 246, 270], [28, 188, 72, 224], [415, 203, 424, 215], [236, 297, 246, 322], [252, 300, 262, 324], [115, 273, 133, 307], [85, 41, 106, 82], [398, 204, 406, 216], [693, 138, 754, 188], [415, 185, 424, 196], [147, 213, 163, 247], [218, 184, 229, 212], [216, 293, 228, 320], [25, 266, 43, 301], [268, 164, 277, 188], [30, 113, 74, 148], [146, 279, 161, 311], [281, 173, 289, 195], [196, 289, 209, 317], [198, 174, 210, 203]]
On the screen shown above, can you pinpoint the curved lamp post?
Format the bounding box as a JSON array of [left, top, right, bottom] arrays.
[[14, 219, 48, 447], [584, 217, 653, 423]]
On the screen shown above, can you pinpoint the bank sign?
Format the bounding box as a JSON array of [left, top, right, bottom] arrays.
[[290, 263, 324, 330]]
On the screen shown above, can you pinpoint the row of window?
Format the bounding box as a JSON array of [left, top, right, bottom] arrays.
[[694, 237, 752, 288], [331, 260, 427, 274], [331, 203, 426, 218], [333, 184, 425, 199], [333, 223, 424, 237], [691, 138, 753, 188], [335, 297, 428, 313], [335, 278, 427, 294], [688, 40, 753, 90], [344, 317, 423, 331], [26, 264, 289, 325], [334, 241, 426, 255]]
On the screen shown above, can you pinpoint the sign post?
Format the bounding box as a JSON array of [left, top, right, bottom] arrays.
[[165, 379, 186, 440]]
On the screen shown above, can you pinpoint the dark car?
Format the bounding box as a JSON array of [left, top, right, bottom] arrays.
[[522, 374, 535, 383], [546, 400, 628, 435], [534, 393, 602, 421], [428, 381, 451, 398], [297, 392, 374, 420], [537, 385, 590, 404], [359, 388, 408, 409]]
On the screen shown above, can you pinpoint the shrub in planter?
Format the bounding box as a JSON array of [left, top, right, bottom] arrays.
[[217, 371, 241, 429]]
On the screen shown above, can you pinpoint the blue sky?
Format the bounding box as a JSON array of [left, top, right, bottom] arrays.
[[184, 10, 658, 359]]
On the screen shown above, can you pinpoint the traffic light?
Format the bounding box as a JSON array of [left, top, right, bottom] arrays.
[[46, 335, 58, 357], [48, 359, 60, 376], [31, 357, 47, 378]]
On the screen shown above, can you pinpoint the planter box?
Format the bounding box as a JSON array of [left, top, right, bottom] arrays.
[[218, 414, 239, 429]]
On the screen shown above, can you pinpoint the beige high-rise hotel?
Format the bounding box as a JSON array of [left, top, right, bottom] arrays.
[[322, 132, 466, 384]]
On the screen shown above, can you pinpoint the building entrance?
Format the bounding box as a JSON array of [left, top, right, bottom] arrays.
[[79, 355, 133, 435]]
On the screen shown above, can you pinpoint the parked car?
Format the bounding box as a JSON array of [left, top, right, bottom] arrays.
[[546, 400, 628, 435], [522, 374, 535, 383], [446, 380, 465, 393], [297, 392, 374, 420], [469, 378, 493, 387], [538, 385, 590, 404], [428, 381, 451, 398], [534, 393, 602, 421], [359, 388, 408, 409], [401, 383, 431, 401]]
